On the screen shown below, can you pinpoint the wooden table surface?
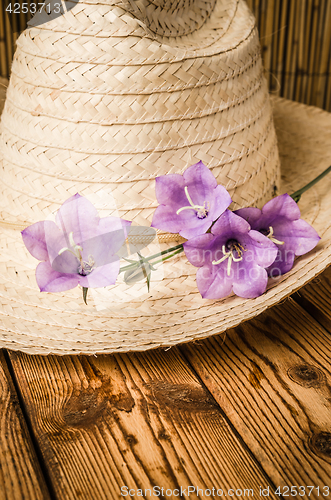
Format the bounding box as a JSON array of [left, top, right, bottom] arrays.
[[0, 264, 330, 500]]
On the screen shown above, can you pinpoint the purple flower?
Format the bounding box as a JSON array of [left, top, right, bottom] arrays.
[[183, 210, 278, 299], [151, 161, 232, 239], [235, 194, 320, 277], [22, 194, 131, 292]]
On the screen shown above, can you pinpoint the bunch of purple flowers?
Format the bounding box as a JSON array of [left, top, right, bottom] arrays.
[[22, 161, 324, 303], [151, 161, 320, 299]]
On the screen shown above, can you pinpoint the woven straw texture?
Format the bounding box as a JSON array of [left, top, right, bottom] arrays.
[[0, 0, 330, 355], [0, 0, 280, 230], [2, 1, 330, 111]]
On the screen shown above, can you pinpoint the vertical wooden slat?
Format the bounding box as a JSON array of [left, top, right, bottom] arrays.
[[295, 0, 305, 102], [310, 0, 325, 106], [325, 45, 331, 111], [0, 351, 51, 500], [315, 0, 331, 109], [0, 0, 8, 76], [306, 0, 320, 103], [269, 0, 281, 95], [283, 0, 296, 99], [276, 0, 288, 97]]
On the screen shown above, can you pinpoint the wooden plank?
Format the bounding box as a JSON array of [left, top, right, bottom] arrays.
[[181, 297, 331, 496], [0, 351, 51, 500], [293, 265, 331, 332], [8, 349, 278, 499]]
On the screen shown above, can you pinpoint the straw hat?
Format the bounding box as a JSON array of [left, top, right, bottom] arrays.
[[0, 0, 330, 355]]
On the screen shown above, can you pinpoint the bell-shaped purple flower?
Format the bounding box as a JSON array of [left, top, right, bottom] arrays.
[[235, 193, 320, 277], [183, 210, 278, 299], [151, 161, 232, 239], [22, 194, 131, 292]]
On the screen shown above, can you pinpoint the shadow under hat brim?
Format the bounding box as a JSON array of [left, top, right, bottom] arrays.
[[0, 94, 330, 355]]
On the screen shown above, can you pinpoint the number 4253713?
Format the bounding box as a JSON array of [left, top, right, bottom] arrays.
[[275, 486, 330, 496], [6, 3, 62, 14]]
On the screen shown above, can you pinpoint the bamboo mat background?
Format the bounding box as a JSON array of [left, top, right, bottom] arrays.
[[0, 0, 330, 110]]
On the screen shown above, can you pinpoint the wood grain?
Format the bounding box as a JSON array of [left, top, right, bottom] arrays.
[[0, 351, 50, 500], [181, 296, 331, 497], [8, 348, 278, 499], [293, 265, 331, 332]]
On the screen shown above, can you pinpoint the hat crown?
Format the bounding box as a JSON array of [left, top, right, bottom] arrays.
[[0, 0, 280, 231], [110, 0, 217, 36]]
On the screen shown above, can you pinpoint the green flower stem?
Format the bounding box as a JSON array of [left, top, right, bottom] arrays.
[[290, 165, 331, 203], [146, 243, 184, 261], [119, 243, 184, 273], [147, 247, 184, 266]]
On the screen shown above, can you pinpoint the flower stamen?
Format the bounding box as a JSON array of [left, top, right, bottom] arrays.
[[212, 242, 245, 276], [267, 226, 285, 245], [58, 232, 95, 276], [176, 186, 210, 219], [78, 255, 95, 276]]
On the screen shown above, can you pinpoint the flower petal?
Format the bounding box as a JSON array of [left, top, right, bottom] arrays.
[[22, 221, 59, 261], [232, 263, 268, 298], [242, 230, 278, 267], [272, 218, 320, 255], [209, 184, 232, 221], [36, 261, 79, 292], [51, 251, 80, 274], [183, 234, 215, 267], [154, 174, 187, 207], [267, 247, 295, 277], [78, 261, 120, 288], [182, 161, 217, 207], [55, 193, 100, 245], [234, 207, 262, 227], [261, 193, 301, 221], [196, 265, 233, 299], [151, 204, 188, 235], [211, 210, 250, 237], [95, 217, 131, 258]]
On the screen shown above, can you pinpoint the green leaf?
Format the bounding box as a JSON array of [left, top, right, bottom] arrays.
[[82, 287, 88, 305]]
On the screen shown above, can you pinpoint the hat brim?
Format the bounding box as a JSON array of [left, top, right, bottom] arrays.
[[0, 91, 330, 355]]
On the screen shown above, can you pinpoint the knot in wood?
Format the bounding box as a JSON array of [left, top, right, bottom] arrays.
[[310, 432, 331, 459], [287, 364, 325, 388]]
